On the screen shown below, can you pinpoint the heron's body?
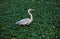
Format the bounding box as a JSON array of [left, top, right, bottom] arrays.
[[16, 8, 33, 25], [16, 18, 32, 25]]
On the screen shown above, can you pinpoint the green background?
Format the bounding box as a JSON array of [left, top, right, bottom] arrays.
[[0, 0, 60, 39]]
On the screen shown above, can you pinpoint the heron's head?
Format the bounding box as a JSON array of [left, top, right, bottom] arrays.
[[28, 8, 34, 12]]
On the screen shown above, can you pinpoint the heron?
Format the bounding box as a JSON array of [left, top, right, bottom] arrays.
[[15, 8, 34, 25]]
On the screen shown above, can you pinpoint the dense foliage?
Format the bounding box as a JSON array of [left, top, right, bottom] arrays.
[[0, 0, 60, 39]]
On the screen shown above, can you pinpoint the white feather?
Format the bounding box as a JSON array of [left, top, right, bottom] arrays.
[[15, 8, 33, 25]]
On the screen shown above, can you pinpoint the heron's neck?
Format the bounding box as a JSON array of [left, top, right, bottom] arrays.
[[28, 10, 33, 21]]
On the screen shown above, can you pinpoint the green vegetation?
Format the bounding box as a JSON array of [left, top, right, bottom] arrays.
[[0, 0, 60, 39]]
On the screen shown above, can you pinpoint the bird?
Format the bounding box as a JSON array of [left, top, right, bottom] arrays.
[[15, 8, 34, 25]]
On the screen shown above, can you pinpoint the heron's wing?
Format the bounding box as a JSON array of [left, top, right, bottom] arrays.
[[17, 18, 30, 25]]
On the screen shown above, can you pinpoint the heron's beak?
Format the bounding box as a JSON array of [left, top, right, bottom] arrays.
[[32, 9, 34, 11]]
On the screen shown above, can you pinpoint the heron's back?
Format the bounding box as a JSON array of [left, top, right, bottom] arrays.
[[16, 18, 31, 25]]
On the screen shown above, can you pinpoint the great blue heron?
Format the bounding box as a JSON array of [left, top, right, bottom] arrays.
[[15, 8, 34, 25]]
